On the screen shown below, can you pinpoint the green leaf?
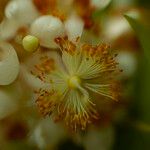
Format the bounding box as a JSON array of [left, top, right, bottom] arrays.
[[113, 14, 150, 150], [124, 14, 150, 124], [125, 15, 150, 60]]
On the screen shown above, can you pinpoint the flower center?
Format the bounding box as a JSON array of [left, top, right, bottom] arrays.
[[68, 76, 81, 89]]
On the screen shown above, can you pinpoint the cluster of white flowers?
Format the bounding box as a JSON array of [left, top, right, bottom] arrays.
[[0, 0, 137, 127], [0, 0, 84, 85], [0, 0, 139, 149]]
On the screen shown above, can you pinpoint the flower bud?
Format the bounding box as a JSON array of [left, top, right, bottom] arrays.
[[5, 0, 39, 26], [22, 35, 39, 52], [64, 15, 84, 42], [30, 15, 65, 48]]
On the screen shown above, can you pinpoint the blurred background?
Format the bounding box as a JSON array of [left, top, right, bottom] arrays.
[[0, 0, 150, 150]]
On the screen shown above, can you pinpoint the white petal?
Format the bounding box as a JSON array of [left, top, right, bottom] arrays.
[[65, 15, 84, 42], [22, 50, 63, 89], [24, 50, 62, 70], [5, 0, 39, 26], [20, 65, 49, 90], [104, 17, 131, 41], [29, 119, 65, 149], [0, 90, 18, 120], [30, 15, 65, 48], [0, 42, 20, 85], [0, 18, 19, 40], [125, 10, 141, 20]]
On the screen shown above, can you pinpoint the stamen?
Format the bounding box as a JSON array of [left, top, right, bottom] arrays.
[[32, 56, 55, 82]]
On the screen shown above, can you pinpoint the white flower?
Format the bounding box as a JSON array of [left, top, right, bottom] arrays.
[[34, 37, 121, 130]]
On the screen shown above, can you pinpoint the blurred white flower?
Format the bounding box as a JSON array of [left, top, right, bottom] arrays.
[[91, 0, 111, 9], [29, 119, 66, 149], [117, 50, 137, 78], [125, 9, 141, 20], [104, 17, 131, 41], [0, 42, 19, 85]]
